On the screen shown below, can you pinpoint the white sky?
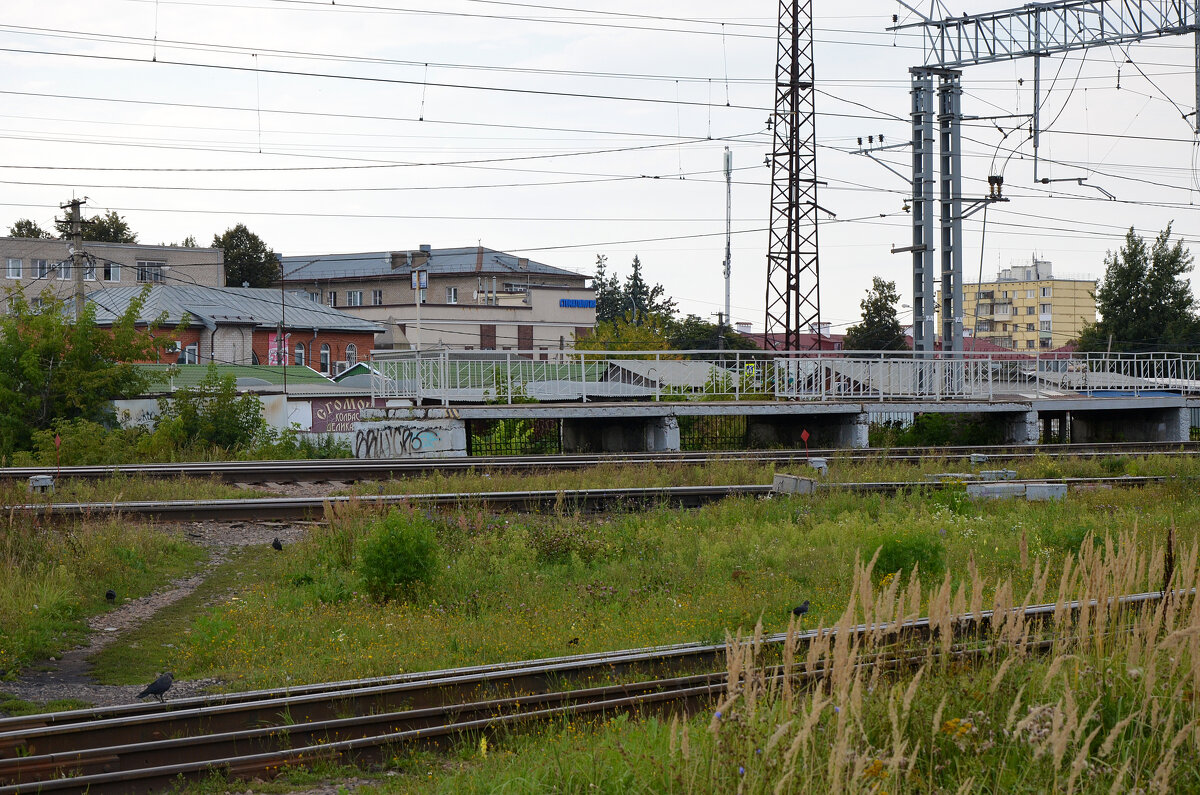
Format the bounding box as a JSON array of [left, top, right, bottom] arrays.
[[3, 0, 1199, 342]]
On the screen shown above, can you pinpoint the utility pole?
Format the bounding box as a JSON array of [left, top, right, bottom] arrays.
[[723, 147, 733, 333], [62, 198, 86, 320]]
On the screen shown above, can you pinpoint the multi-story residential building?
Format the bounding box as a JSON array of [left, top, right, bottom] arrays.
[[942, 258, 1097, 351], [1, 236, 224, 312], [278, 245, 597, 354]]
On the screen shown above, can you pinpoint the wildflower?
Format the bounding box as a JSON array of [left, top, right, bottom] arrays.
[[738, 766, 745, 776], [479, 736, 488, 758], [714, 710, 722, 719]]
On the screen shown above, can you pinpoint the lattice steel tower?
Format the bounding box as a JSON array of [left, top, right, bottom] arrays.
[[764, 0, 820, 351]]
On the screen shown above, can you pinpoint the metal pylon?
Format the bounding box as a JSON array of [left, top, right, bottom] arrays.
[[764, 0, 820, 351]]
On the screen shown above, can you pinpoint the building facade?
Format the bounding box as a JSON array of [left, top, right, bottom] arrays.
[[87, 284, 383, 373], [1, 236, 224, 313], [942, 259, 1096, 351], [279, 245, 596, 354]]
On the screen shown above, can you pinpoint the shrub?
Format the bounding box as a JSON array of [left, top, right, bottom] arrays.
[[870, 533, 946, 584], [356, 509, 440, 601]]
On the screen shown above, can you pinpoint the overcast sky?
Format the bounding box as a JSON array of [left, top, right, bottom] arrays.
[[4, 0, 1199, 341]]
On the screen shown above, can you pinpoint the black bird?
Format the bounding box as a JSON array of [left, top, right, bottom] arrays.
[[791, 600, 810, 618], [138, 672, 174, 703], [271, 537, 283, 551], [105, 589, 116, 604], [567, 637, 579, 647]]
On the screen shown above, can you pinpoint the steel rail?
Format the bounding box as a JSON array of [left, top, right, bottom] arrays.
[[5, 476, 1176, 522], [0, 589, 1180, 794], [2, 441, 1197, 484]]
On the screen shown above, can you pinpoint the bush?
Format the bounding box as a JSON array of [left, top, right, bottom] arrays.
[[870, 533, 946, 584], [356, 509, 440, 601]]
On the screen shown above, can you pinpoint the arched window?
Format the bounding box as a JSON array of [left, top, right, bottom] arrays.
[[346, 343, 358, 366], [294, 342, 305, 367], [320, 343, 331, 373]]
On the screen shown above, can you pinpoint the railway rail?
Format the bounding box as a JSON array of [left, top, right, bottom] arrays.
[[0, 589, 1179, 794], [1, 441, 1197, 485], [6, 476, 1174, 522]]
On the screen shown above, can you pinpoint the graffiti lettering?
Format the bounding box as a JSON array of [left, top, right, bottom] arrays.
[[354, 425, 441, 458]]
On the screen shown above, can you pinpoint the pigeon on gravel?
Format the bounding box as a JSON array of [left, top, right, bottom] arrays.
[[138, 672, 174, 703], [791, 600, 810, 619], [271, 537, 284, 551], [105, 589, 116, 603]]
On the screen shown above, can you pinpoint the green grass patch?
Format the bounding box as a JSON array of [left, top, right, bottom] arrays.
[[0, 474, 274, 506], [0, 518, 204, 679], [0, 693, 92, 717]]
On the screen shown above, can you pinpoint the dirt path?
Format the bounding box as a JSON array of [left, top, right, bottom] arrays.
[[2, 521, 313, 709]]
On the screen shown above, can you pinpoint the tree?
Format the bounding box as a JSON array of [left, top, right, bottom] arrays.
[[1077, 225, 1200, 352], [54, 210, 138, 243], [214, 224, 279, 287], [842, 277, 909, 352], [0, 290, 161, 457], [8, 219, 53, 239], [668, 314, 758, 352], [574, 315, 673, 354], [591, 254, 677, 325]]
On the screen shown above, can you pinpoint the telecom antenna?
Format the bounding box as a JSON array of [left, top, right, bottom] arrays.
[[764, 0, 820, 351], [723, 146, 733, 333]]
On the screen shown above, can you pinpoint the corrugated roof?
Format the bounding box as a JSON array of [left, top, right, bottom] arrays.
[[86, 284, 385, 333], [133, 364, 335, 390], [280, 246, 584, 280]]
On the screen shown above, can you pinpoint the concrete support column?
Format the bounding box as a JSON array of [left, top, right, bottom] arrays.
[[851, 413, 870, 449], [648, 416, 680, 452], [1004, 410, 1040, 446]]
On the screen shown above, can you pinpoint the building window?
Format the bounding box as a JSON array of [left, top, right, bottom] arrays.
[[184, 343, 199, 364], [327, 291, 337, 307], [371, 289, 383, 306], [1026, 324, 1035, 332], [347, 290, 363, 307], [1001, 291, 1008, 299], [1039, 303, 1051, 314], [320, 343, 331, 373], [346, 343, 358, 366], [136, 261, 165, 283], [30, 297, 44, 310], [295, 343, 305, 367], [446, 286, 458, 304], [58, 262, 70, 280], [1025, 306, 1035, 315], [1041, 286, 1052, 297], [1026, 340, 1035, 349], [84, 261, 96, 281], [307, 291, 320, 302], [1040, 320, 1052, 332], [33, 259, 49, 279], [1026, 289, 1035, 298], [104, 262, 120, 282], [419, 287, 427, 304], [6, 258, 20, 279]]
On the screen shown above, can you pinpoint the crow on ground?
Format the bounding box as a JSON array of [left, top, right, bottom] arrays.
[[271, 537, 283, 551], [791, 600, 810, 618], [138, 672, 174, 703], [105, 589, 116, 603], [567, 637, 579, 647]]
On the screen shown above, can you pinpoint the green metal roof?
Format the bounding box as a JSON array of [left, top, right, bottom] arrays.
[[133, 364, 335, 390]]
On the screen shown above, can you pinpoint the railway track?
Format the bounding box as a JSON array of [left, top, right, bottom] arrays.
[[0, 589, 1177, 794], [6, 476, 1173, 522], [1, 441, 1196, 485]]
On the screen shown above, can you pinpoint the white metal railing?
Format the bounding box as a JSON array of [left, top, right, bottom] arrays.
[[368, 349, 1200, 405]]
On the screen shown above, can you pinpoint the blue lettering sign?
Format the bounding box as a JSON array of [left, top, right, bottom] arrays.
[[559, 299, 597, 308]]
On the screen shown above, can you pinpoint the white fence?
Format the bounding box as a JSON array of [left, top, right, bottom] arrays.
[[369, 350, 1200, 404]]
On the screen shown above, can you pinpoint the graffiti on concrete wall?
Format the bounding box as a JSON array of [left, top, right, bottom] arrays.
[[353, 424, 441, 458]]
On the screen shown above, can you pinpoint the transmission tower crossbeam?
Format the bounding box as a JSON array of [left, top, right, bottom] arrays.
[[764, 0, 820, 351]]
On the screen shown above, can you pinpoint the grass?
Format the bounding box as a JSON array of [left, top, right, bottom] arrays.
[[0, 516, 205, 680], [101, 481, 1196, 695], [0, 474, 274, 506], [0, 693, 92, 717]]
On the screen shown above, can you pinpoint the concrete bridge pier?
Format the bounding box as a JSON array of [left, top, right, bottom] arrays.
[[1068, 405, 1190, 444], [561, 416, 680, 453], [744, 411, 868, 449]]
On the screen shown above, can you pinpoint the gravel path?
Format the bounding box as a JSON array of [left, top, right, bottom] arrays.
[[2, 520, 314, 709]]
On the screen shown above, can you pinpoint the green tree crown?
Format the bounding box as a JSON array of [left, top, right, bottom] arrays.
[[842, 277, 909, 352], [214, 224, 279, 288]]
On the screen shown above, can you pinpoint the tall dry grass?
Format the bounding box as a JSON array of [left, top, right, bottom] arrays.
[[680, 530, 1200, 793]]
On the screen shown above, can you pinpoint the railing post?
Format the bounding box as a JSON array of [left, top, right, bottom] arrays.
[[580, 352, 587, 403], [442, 350, 450, 407], [505, 352, 513, 404], [734, 352, 741, 401]]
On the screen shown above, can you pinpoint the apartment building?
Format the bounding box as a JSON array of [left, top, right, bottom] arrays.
[[942, 258, 1097, 351], [1, 236, 224, 312], [279, 245, 597, 354]]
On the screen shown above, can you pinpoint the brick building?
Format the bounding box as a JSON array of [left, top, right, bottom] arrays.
[[278, 245, 596, 353], [2, 236, 224, 313], [87, 284, 383, 373]]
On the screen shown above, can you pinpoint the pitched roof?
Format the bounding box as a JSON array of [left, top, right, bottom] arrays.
[[280, 246, 583, 281], [132, 364, 334, 390], [85, 284, 384, 333]]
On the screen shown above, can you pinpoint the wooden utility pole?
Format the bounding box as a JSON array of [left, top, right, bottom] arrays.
[[62, 198, 86, 320]]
